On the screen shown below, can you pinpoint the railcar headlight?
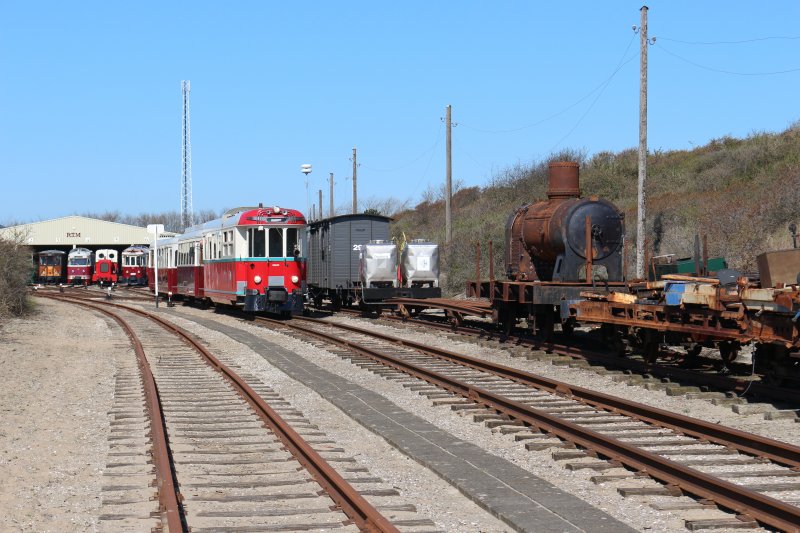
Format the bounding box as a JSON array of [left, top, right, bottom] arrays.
[[254, 275, 262, 284], [291, 275, 299, 284]]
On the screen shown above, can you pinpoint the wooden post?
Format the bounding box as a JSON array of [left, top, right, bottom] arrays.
[[352, 147, 358, 214], [489, 240, 494, 301], [475, 242, 481, 297], [694, 234, 701, 277], [445, 105, 452, 245], [636, 5, 649, 279], [329, 173, 334, 218]]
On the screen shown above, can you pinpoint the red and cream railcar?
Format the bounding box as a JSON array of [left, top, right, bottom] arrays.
[[150, 205, 306, 314], [176, 230, 203, 299], [67, 247, 93, 285], [202, 205, 306, 314], [149, 237, 178, 295], [120, 245, 148, 285], [92, 249, 119, 285]]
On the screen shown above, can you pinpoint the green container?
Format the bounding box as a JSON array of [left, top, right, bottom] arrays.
[[650, 257, 727, 280]]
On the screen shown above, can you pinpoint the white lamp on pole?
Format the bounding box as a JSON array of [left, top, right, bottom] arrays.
[[147, 224, 164, 308], [301, 164, 312, 217]]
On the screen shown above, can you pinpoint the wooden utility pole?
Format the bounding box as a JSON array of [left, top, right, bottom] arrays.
[[636, 5, 649, 279], [351, 147, 358, 214], [318, 189, 323, 220], [445, 104, 452, 245], [329, 173, 334, 218]]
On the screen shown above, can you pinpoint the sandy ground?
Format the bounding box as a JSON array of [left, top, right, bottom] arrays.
[[0, 298, 115, 533]]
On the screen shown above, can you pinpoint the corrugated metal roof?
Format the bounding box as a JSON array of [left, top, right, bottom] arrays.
[[0, 216, 176, 246]]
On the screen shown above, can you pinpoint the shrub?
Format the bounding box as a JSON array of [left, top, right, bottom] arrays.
[[0, 233, 33, 319]]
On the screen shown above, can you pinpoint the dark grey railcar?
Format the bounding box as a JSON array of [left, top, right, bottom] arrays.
[[307, 214, 390, 306]]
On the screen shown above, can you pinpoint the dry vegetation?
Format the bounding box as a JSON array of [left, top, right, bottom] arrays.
[[0, 233, 33, 320], [392, 124, 800, 295]]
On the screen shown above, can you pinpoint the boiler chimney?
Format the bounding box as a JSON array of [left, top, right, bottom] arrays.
[[547, 161, 581, 199]]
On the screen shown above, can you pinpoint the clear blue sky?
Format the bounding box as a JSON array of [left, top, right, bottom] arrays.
[[2, 1, 799, 224]]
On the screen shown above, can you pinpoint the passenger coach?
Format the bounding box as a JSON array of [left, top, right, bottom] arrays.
[[149, 204, 306, 315]]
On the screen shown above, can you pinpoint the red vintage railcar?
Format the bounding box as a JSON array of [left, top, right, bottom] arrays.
[[120, 245, 148, 285], [150, 205, 306, 315], [175, 232, 203, 299], [92, 248, 119, 285], [149, 237, 178, 296], [67, 247, 93, 285]]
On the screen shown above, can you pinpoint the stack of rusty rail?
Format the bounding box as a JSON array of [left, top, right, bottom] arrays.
[[566, 273, 800, 359], [386, 297, 493, 324]]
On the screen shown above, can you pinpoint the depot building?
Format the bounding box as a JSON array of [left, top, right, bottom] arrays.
[[0, 215, 176, 256]]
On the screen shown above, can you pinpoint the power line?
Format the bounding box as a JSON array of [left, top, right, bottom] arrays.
[[548, 33, 640, 152], [459, 33, 638, 135], [659, 35, 800, 45], [655, 42, 800, 76], [548, 55, 637, 152], [408, 124, 445, 202], [359, 126, 444, 172]]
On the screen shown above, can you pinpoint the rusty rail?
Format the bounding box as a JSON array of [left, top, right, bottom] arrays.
[[38, 294, 398, 533], [385, 297, 493, 317], [276, 315, 800, 532], [383, 310, 800, 405], [36, 293, 184, 532]]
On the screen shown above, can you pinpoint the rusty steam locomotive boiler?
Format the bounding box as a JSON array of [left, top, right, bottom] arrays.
[[505, 161, 625, 283]]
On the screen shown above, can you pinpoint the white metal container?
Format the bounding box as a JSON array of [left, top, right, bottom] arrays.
[[401, 239, 439, 288], [360, 240, 398, 288]]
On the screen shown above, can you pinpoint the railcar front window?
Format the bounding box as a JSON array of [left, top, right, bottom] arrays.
[[249, 228, 266, 257], [269, 228, 283, 257], [286, 228, 299, 258]]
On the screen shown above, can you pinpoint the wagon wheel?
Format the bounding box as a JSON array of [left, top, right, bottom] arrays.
[[718, 341, 739, 368], [685, 343, 702, 359], [539, 312, 555, 342], [613, 336, 628, 357], [561, 317, 576, 337], [498, 306, 514, 338], [642, 329, 660, 364]]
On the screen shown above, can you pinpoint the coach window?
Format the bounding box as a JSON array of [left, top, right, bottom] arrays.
[[268, 227, 283, 257]]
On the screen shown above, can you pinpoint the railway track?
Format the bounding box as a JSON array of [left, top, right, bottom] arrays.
[[336, 304, 800, 407], [256, 313, 800, 532], [36, 294, 425, 533]]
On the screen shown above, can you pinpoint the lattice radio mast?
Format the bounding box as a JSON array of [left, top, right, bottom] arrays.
[[181, 80, 194, 228]]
